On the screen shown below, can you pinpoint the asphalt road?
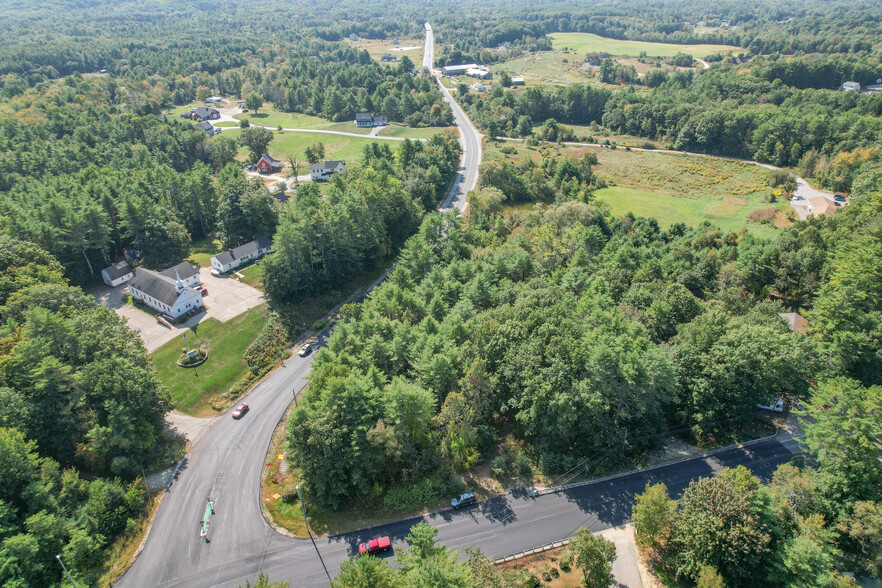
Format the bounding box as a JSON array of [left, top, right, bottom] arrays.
[[117, 23, 799, 588], [424, 22, 483, 212]]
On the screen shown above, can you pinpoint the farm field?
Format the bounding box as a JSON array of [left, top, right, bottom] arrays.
[[494, 51, 596, 86], [235, 110, 372, 134], [347, 37, 426, 62], [549, 32, 741, 57], [488, 142, 788, 237]]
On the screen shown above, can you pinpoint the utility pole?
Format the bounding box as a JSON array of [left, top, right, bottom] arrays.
[[297, 486, 331, 583], [55, 555, 78, 588], [292, 388, 298, 407]]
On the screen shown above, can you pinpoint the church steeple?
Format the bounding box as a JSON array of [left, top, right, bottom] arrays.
[[175, 270, 184, 294]]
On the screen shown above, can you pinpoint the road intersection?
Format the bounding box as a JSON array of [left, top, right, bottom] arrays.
[[117, 25, 799, 588]]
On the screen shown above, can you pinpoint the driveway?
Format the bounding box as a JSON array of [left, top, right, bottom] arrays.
[[93, 268, 266, 352]]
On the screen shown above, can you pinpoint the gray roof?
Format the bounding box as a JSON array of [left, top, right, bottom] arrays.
[[103, 260, 132, 280], [356, 112, 372, 119], [271, 192, 288, 203], [213, 237, 272, 266], [129, 269, 184, 306], [192, 106, 218, 119], [160, 262, 199, 281], [195, 121, 214, 133], [309, 160, 345, 172]]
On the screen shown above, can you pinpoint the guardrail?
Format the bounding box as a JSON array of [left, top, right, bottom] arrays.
[[494, 538, 571, 564]]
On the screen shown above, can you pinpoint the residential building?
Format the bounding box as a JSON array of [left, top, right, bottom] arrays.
[[255, 153, 283, 173], [355, 112, 389, 127], [381, 53, 398, 62], [206, 96, 223, 104], [349, 33, 359, 41], [101, 260, 134, 287], [441, 63, 478, 76], [842, 81, 861, 92], [808, 196, 836, 217], [190, 106, 220, 121], [195, 121, 219, 136], [392, 38, 399, 44], [511, 77, 525, 86], [210, 238, 273, 274], [309, 160, 346, 181], [469, 82, 488, 92], [128, 268, 204, 319], [466, 67, 492, 80], [779, 312, 808, 335], [160, 262, 200, 288]]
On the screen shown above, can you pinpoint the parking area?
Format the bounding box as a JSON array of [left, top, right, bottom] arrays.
[[92, 267, 266, 352]]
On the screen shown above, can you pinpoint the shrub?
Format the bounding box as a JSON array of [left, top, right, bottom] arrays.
[[382, 477, 443, 511], [747, 207, 778, 225], [245, 312, 290, 376], [239, 118, 250, 128], [519, 571, 540, 588], [559, 550, 573, 571], [311, 318, 328, 331]]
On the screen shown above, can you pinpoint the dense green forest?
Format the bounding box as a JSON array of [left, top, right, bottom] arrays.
[[0, 237, 171, 586]]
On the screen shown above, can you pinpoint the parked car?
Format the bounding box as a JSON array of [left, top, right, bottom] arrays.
[[199, 287, 208, 296], [833, 193, 847, 203], [298, 343, 313, 357], [358, 536, 391, 555], [232, 403, 249, 419], [210, 268, 222, 277], [756, 398, 784, 413], [451, 492, 477, 509]]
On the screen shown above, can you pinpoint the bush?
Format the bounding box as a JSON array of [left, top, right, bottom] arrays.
[[491, 439, 532, 481], [518, 571, 540, 588], [311, 318, 328, 331], [382, 476, 443, 511], [559, 550, 573, 571], [245, 312, 290, 376]]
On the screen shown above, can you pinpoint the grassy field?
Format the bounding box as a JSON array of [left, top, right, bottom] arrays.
[[236, 109, 372, 134], [347, 37, 425, 62], [150, 304, 269, 415], [495, 51, 597, 86], [488, 141, 789, 237], [549, 32, 741, 58], [186, 237, 223, 268]]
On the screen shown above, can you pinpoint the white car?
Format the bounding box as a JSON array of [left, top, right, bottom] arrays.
[[298, 343, 312, 357], [756, 398, 784, 413], [210, 268, 222, 277]]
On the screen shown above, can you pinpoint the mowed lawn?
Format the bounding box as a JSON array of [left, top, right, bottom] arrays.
[[236, 110, 372, 134], [151, 304, 269, 414], [550, 32, 741, 58]]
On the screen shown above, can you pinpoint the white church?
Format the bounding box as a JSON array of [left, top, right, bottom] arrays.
[[128, 263, 204, 319]]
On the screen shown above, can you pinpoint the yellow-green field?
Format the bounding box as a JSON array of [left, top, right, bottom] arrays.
[[550, 32, 741, 58], [347, 37, 426, 62], [488, 142, 789, 237]]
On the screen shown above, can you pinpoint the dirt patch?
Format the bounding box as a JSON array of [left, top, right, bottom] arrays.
[[773, 209, 793, 228], [708, 196, 746, 216]]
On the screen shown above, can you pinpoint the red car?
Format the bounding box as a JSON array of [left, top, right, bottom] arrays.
[[232, 403, 249, 419], [358, 536, 391, 555], [200, 288, 208, 296]]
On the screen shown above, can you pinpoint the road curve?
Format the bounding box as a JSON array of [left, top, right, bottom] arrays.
[[118, 25, 798, 588], [424, 22, 483, 211]]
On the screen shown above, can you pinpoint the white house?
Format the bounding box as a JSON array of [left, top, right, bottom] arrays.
[[101, 260, 134, 287], [349, 33, 360, 41], [355, 112, 388, 127], [511, 77, 525, 86], [842, 81, 861, 92], [128, 268, 204, 319], [310, 160, 345, 181], [160, 262, 201, 288], [210, 237, 273, 273], [469, 82, 488, 92], [466, 67, 492, 80]]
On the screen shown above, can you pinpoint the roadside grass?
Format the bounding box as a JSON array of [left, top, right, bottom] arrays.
[[235, 108, 372, 135], [98, 492, 165, 588], [495, 543, 584, 586], [186, 237, 223, 268], [488, 141, 789, 237], [238, 262, 263, 289], [213, 121, 239, 127], [377, 124, 454, 139], [549, 32, 740, 58], [150, 304, 270, 415]]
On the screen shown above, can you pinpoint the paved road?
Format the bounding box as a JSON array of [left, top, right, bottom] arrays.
[[119, 25, 798, 588], [424, 22, 483, 211]]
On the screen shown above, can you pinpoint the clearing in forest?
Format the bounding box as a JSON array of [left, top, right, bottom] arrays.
[[549, 32, 741, 58]]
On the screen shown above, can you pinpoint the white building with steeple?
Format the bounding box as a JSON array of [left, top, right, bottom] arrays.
[[127, 263, 204, 319]]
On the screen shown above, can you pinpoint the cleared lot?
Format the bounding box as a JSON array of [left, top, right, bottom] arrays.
[[92, 268, 265, 352]]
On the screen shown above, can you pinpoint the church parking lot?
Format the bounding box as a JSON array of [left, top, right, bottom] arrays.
[[92, 267, 266, 352]]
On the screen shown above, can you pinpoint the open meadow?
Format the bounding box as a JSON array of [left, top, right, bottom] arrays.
[[549, 32, 741, 57]]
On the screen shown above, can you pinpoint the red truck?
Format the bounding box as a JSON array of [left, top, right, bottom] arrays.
[[358, 536, 391, 555]]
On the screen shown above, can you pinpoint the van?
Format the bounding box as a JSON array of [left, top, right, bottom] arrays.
[[756, 398, 784, 413]]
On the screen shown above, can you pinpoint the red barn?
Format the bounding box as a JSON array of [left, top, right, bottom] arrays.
[[255, 153, 282, 174]]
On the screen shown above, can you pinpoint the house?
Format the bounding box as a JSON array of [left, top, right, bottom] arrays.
[[355, 112, 389, 127], [779, 312, 808, 335], [466, 67, 492, 80], [191, 106, 220, 121], [271, 192, 289, 204], [469, 82, 488, 92], [160, 262, 200, 288], [511, 77, 525, 86], [393, 38, 399, 45], [101, 260, 134, 287], [210, 238, 273, 274], [441, 63, 478, 76], [255, 153, 283, 174], [381, 53, 399, 62], [309, 160, 346, 181], [807, 196, 836, 217], [128, 268, 204, 319], [842, 81, 861, 92], [349, 33, 360, 41], [195, 121, 219, 136]]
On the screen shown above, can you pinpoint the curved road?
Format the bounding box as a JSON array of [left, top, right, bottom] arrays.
[[118, 24, 798, 588]]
